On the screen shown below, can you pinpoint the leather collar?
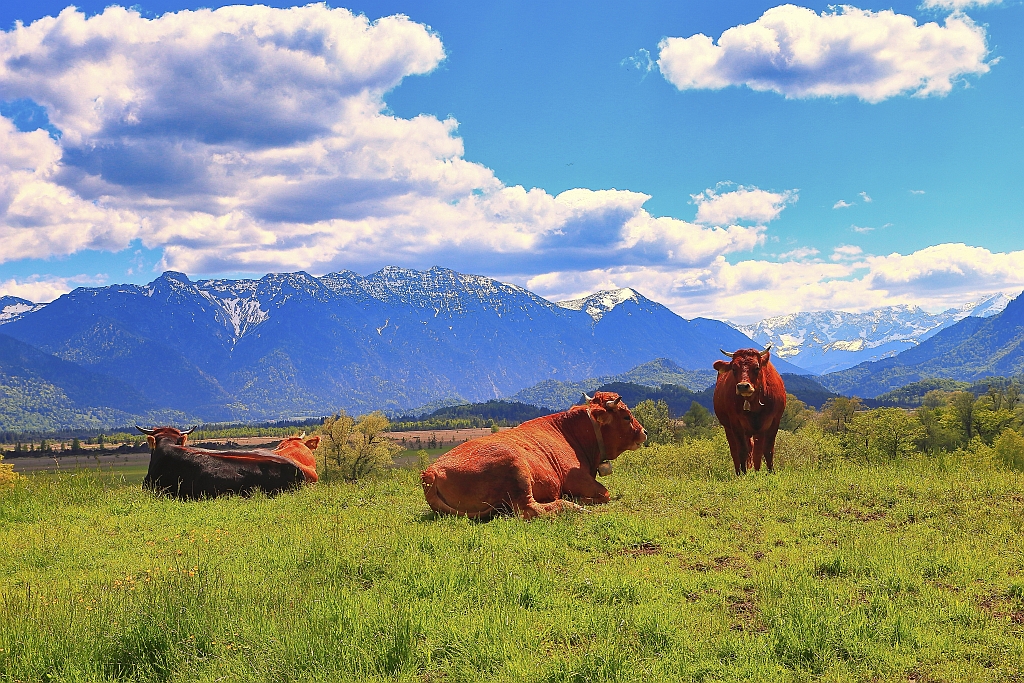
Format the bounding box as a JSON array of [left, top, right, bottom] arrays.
[[586, 406, 607, 464]]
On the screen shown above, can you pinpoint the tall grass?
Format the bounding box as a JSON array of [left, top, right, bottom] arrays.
[[2, 441, 1024, 682]]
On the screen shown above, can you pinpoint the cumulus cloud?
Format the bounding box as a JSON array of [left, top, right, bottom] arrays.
[[0, 5, 767, 276], [833, 200, 853, 209], [859, 191, 873, 203], [0, 274, 107, 303], [657, 4, 991, 102], [691, 184, 796, 225], [523, 242, 1024, 323]]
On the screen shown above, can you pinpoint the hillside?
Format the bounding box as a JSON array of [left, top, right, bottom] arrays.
[[820, 292, 1024, 398], [0, 333, 188, 432]]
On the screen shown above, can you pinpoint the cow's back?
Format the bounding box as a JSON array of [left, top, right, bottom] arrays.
[[145, 448, 303, 499]]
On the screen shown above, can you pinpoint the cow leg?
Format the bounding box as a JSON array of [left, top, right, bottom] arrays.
[[520, 498, 586, 520], [723, 428, 748, 475], [763, 420, 782, 473], [751, 435, 764, 472], [562, 469, 611, 505]]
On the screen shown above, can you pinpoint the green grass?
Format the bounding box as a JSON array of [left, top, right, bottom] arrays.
[[2, 444, 1024, 682]]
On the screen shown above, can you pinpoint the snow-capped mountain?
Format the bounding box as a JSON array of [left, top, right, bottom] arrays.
[[1, 267, 777, 424], [737, 292, 1018, 374], [0, 296, 45, 325], [558, 288, 643, 322]]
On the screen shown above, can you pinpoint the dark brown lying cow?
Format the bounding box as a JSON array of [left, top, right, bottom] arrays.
[[420, 391, 647, 519], [713, 345, 786, 475], [137, 426, 320, 499]]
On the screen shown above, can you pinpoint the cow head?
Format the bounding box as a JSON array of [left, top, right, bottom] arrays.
[[278, 434, 321, 452], [584, 391, 647, 458], [713, 346, 772, 398], [136, 425, 195, 451]]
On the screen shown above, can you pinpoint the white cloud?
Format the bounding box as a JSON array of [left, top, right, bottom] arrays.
[[523, 242, 1024, 324], [0, 274, 107, 303], [859, 191, 873, 203], [691, 184, 796, 225], [831, 244, 865, 261], [0, 6, 763, 276], [833, 200, 853, 209], [657, 4, 991, 103], [921, 0, 1002, 9], [851, 225, 874, 233], [778, 246, 820, 260], [910, 189, 926, 195]]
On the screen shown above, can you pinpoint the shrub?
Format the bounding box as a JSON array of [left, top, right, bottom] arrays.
[[315, 411, 400, 480], [617, 429, 732, 480], [631, 399, 674, 446], [994, 428, 1024, 472], [0, 452, 19, 488]]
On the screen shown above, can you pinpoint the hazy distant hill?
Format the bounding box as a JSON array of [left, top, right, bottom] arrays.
[[1, 267, 784, 425], [510, 358, 716, 411], [820, 292, 1024, 398]]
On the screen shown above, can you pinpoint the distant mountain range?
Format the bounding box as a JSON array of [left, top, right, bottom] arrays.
[[819, 291, 1024, 398], [736, 292, 1015, 374], [0, 267, 797, 430]]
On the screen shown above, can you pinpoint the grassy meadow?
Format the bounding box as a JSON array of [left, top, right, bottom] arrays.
[[2, 435, 1024, 682]]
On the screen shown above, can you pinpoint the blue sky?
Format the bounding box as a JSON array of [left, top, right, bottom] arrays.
[[0, 0, 1021, 321]]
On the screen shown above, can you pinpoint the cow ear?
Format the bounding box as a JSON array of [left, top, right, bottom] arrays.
[[713, 360, 731, 373], [146, 435, 156, 451], [304, 436, 321, 451], [179, 434, 188, 446], [590, 404, 614, 425]]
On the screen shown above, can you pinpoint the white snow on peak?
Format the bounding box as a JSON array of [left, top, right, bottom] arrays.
[[557, 288, 640, 322], [0, 299, 44, 324], [736, 291, 1021, 374]]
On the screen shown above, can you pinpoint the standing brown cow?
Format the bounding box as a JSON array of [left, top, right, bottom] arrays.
[[713, 345, 786, 475], [420, 391, 647, 519]]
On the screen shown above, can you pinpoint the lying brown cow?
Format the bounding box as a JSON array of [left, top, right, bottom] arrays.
[[421, 391, 646, 519], [137, 425, 320, 499]]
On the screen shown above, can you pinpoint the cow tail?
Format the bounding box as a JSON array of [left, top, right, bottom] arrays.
[[420, 468, 462, 516]]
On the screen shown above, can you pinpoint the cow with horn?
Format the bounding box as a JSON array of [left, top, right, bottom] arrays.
[[421, 391, 647, 519], [712, 344, 786, 475], [137, 425, 320, 499]]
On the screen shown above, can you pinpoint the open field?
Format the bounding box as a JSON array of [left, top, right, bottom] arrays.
[[2, 443, 1024, 682]]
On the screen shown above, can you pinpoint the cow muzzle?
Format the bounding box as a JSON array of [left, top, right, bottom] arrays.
[[735, 382, 755, 397]]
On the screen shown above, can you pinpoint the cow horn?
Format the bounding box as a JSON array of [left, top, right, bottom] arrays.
[[582, 392, 594, 403], [720, 349, 735, 358], [135, 425, 156, 436], [605, 397, 622, 409], [181, 425, 197, 435], [299, 431, 306, 439], [763, 343, 773, 352]]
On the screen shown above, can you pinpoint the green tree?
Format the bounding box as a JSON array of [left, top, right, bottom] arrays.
[[71, 438, 82, 452], [949, 391, 977, 441], [820, 397, 862, 433], [779, 394, 812, 432], [631, 399, 674, 445], [921, 389, 949, 409], [994, 428, 1024, 471], [682, 401, 714, 437], [870, 408, 925, 461], [915, 406, 959, 452]]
